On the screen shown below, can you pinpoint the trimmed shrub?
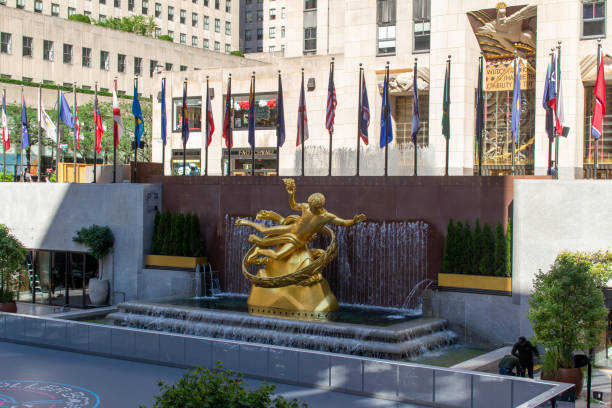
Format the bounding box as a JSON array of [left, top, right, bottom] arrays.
[[471, 219, 482, 275], [493, 222, 507, 277], [160, 211, 172, 255], [151, 211, 161, 254], [190, 214, 205, 257], [182, 213, 192, 257], [442, 219, 455, 274], [478, 222, 494, 276], [68, 13, 92, 24], [157, 34, 173, 42], [506, 218, 513, 277]]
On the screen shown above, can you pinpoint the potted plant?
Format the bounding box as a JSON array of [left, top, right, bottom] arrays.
[[73, 225, 115, 305], [528, 251, 608, 396], [0, 224, 27, 313]]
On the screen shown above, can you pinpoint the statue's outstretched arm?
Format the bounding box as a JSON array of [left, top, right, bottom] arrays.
[[282, 178, 305, 211], [330, 213, 366, 227]]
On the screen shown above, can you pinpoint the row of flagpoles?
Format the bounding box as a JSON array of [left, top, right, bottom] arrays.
[[0, 78, 145, 182]]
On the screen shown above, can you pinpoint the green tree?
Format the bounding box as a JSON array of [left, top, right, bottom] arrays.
[[182, 213, 192, 257], [506, 218, 513, 277], [481, 222, 495, 276], [190, 214, 205, 257], [151, 211, 161, 254], [0, 224, 27, 302], [96, 15, 158, 37], [460, 220, 472, 274], [493, 222, 507, 277], [170, 213, 185, 256], [442, 219, 455, 274], [471, 219, 482, 275], [160, 211, 172, 255], [157, 35, 173, 42], [68, 14, 92, 24]]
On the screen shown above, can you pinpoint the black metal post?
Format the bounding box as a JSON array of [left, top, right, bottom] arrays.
[[56, 86, 61, 181], [182, 78, 187, 176], [251, 71, 255, 176], [38, 86, 42, 182], [512, 56, 517, 176], [554, 42, 561, 179], [276, 70, 281, 176], [64, 252, 69, 309], [20, 86, 24, 182], [205, 76, 209, 176], [356, 64, 362, 176], [478, 55, 484, 176], [93, 83, 98, 183], [133, 77, 138, 182], [227, 74, 232, 176], [595, 40, 602, 179], [73, 83, 77, 183], [161, 77, 166, 177], [328, 57, 334, 176], [414, 58, 418, 176], [445, 56, 451, 176], [301, 68, 305, 177], [113, 78, 117, 183], [384, 61, 389, 177], [547, 51, 554, 176]]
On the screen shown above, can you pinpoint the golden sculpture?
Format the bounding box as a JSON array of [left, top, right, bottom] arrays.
[[235, 178, 365, 319]]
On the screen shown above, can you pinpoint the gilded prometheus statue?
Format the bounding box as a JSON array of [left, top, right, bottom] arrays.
[[235, 178, 365, 318]]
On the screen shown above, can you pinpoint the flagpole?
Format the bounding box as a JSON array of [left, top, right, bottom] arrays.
[[595, 39, 601, 178], [204, 75, 209, 176], [384, 61, 390, 177], [328, 57, 334, 176], [56, 85, 61, 181], [478, 54, 484, 176], [276, 70, 281, 176], [38, 86, 42, 182], [445, 56, 451, 176], [414, 58, 418, 176], [182, 78, 187, 177], [94, 83, 99, 183], [113, 77, 117, 183], [2, 88, 5, 182], [251, 71, 256, 177], [547, 50, 554, 176], [356, 63, 362, 177], [554, 42, 561, 179], [161, 77, 166, 177], [73, 82, 77, 183], [20, 86, 24, 182], [301, 67, 305, 177], [133, 76, 138, 182], [227, 73, 232, 177], [511, 56, 517, 175]]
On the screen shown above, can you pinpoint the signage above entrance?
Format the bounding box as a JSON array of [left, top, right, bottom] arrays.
[[486, 58, 535, 91]]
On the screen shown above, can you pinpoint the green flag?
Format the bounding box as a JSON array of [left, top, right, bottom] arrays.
[[442, 63, 450, 140]]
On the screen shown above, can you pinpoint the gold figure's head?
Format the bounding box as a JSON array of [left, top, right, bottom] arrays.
[[496, 2, 507, 18], [308, 193, 325, 213]]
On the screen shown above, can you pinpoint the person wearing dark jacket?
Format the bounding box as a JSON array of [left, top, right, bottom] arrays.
[[512, 336, 539, 378], [498, 354, 522, 376]]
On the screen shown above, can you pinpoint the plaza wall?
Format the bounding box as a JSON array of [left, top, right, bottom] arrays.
[[0, 183, 160, 302]]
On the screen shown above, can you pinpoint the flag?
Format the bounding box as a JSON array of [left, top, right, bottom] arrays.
[[542, 62, 554, 139], [511, 59, 521, 143], [555, 60, 569, 137], [276, 74, 285, 146], [380, 74, 392, 147], [360, 75, 370, 145], [112, 88, 123, 148], [1, 91, 9, 151], [132, 85, 144, 147], [222, 79, 232, 148], [296, 75, 309, 146], [411, 66, 421, 145], [475, 60, 484, 144], [74, 103, 81, 150], [161, 80, 167, 146], [442, 64, 450, 140], [592, 54, 606, 140], [326, 67, 337, 136], [59, 92, 74, 130], [94, 96, 103, 154], [181, 84, 189, 146], [206, 87, 214, 146], [21, 93, 29, 149], [248, 78, 255, 148], [38, 92, 56, 143]]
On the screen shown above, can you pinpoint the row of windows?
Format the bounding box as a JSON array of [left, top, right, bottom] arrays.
[[155, 3, 231, 22], [245, 26, 284, 41], [245, 7, 285, 23]]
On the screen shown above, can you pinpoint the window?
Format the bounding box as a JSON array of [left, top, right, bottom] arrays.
[[413, 0, 430, 52], [191, 36, 198, 46], [203, 38, 209, 48], [82, 47, 91, 67], [180, 9, 186, 24], [269, 8, 276, 20], [168, 6, 174, 20], [226, 0, 230, 12], [168, 30, 174, 39], [172, 97, 202, 131], [225, 92, 279, 130], [246, 0, 251, 4], [269, 27, 275, 38], [257, 28, 263, 39], [395, 93, 429, 147], [22, 36, 32, 57], [99, 14, 107, 22], [142, 0, 148, 14], [204, 0, 209, 6], [281, 7, 286, 19], [377, 0, 396, 55], [155, 27, 161, 37], [192, 12, 198, 27], [304, 5, 316, 54], [204, 15, 209, 30], [16, 0, 24, 8], [225, 21, 231, 35], [114, 0, 120, 7], [43, 40, 53, 61], [225, 43, 230, 53], [155, 2, 161, 17], [150, 59, 157, 77], [100, 0, 106, 4], [128, 0, 134, 11], [63, 43, 72, 64], [118, 53, 126, 72], [100, 51, 110, 70], [84, 10, 91, 17], [214, 41, 220, 51], [257, 10, 263, 21], [281, 26, 285, 38], [51, 3, 59, 16], [269, 45, 275, 52], [180, 33, 186, 44], [245, 29, 252, 41], [583, 0, 606, 38], [215, 18, 220, 32], [134, 56, 142, 75], [180, 65, 187, 71], [193, 0, 197, 3], [68, 7, 76, 16], [0, 33, 11, 54], [304, 0, 316, 9], [246, 11, 253, 22], [34, 0, 42, 12], [165, 62, 173, 71], [215, 0, 219, 9], [304, 26, 316, 53], [257, 46, 262, 52]]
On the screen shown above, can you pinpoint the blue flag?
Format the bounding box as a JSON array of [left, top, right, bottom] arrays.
[[276, 74, 285, 147], [411, 67, 420, 145], [181, 84, 189, 146], [542, 62, 553, 140], [360, 75, 370, 145], [59, 91, 74, 130], [161, 80, 167, 146], [132, 85, 144, 147], [21, 93, 29, 148], [511, 60, 521, 144], [475, 60, 484, 143], [248, 79, 255, 148], [380, 75, 393, 148]]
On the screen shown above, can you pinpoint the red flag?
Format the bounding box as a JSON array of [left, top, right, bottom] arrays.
[[94, 98, 103, 154], [592, 55, 606, 140], [222, 79, 232, 148], [74, 105, 80, 150], [206, 90, 215, 146]]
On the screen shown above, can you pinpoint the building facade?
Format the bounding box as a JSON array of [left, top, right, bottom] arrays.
[[154, 0, 609, 179]]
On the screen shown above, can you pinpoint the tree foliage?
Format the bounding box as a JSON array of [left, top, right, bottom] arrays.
[[95, 15, 158, 37], [493, 222, 507, 277], [72, 225, 115, 261], [152, 212, 206, 257], [442, 219, 455, 274], [0, 224, 27, 302], [68, 14, 92, 24], [151, 211, 162, 254], [157, 35, 174, 42], [478, 222, 494, 276]]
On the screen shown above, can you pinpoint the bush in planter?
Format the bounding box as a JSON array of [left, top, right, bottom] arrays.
[[478, 222, 494, 276], [72, 225, 114, 278], [494, 222, 508, 277], [159, 211, 172, 255], [528, 251, 608, 374], [470, 219, 482, 275], [190, 214, 206, 257], [151, 211, 162, 254], [142, 363, 306, 408], [0, 224, 27, 303], [506, 218, 513, 277], [182, 213, 193, 257], [442, 219, 455, 274]]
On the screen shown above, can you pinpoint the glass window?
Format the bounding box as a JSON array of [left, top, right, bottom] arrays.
[[215, 0, 219, 9], [204, 0, 209, 6], [100, 50, 110, 70], [128, 0, 134, 11], [269, 27, 275, 38], [204, 15, 209, 30], [22, 36, 32, 57], [225, 21, 231, 35], [82, 47, 91, 67], [191, 36, 198, 46], [51, 3, 59, 16], [304, 0, 316, 9], [43, 40, 53, 61], [270, 8, 276, 19], [226, 92, 279, 130], [142, 0, 149, 14], [377, 0, 396, 55], [225, 43, 230, 53], [257, 10, 263, 21], [304, 9, 316, 53], [118, 53, 126, 72], [180, 65, 187, 71], [226, 0, 231, 12], [281, 26, 285, 38], [281, 7, 286, 19], [583, 0, 606, 38], [155, 27, 161, 37], [165, 62, 173, 71], [134, 56, 142, 75], [16, 0, 24, 8], [257, 46, 262, 52], [180, 33, 186, 44], [0, 32, 11, 54], [114, 0, 120, 7], [257, 28, 263, 39], [246, 11, 253, 22], [155, 2, 161, 17], [180, 9, 186, 24], [68, 7, 76, 16], [413, 0, 430, 52], [168, 6, 174, 20], [269, 45, 275, 52], [192, 12, 198, 27], [394, 93, 429, 147], [99, 14, 107, 22], [171, 149, 201, 176], [584, 84, 612, 168], [100, 0, 106, 4], [245, 29, 252, 41], [203, 38, 209, 48], [172, 97, 202, 131], [34, 0, 43, 12], [168, 30, 174, 39], [214, 41, 220, 51], [215, 18, 220, 32], [62, 43, 72, 64], [150, 59, 157, 77]]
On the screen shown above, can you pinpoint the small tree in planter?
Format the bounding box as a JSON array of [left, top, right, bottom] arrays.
[[0, 224, 27, 312], [73, 225, 115, 305]]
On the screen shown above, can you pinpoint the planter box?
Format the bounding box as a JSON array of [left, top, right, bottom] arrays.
[[145, 254, 208, 269], [438, 273, 512, 293]]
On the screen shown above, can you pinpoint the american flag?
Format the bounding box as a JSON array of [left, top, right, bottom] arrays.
[[325, 66, 337, 136]]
